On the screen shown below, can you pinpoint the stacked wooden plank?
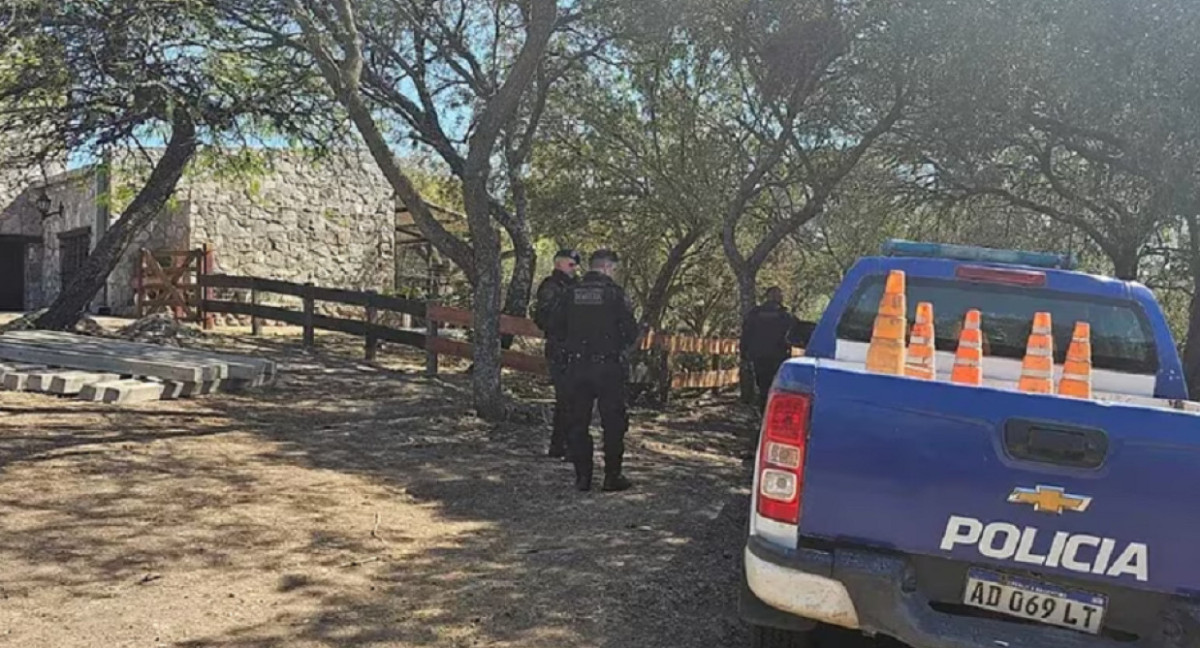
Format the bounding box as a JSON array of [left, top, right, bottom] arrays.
[[0, 331, 275, 404]]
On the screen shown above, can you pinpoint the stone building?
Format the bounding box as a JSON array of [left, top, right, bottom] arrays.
[[0, 149, 449, 317]]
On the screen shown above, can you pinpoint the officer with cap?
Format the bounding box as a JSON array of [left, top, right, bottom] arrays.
[[531, 248, 581, 458], [548, 249, 639, 492]]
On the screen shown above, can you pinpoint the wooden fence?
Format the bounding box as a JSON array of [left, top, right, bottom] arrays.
[[135, 246, 215, 328], [196, 274, 552, 376], [640, 330, 742, 390], [191, 271, 765, 397]]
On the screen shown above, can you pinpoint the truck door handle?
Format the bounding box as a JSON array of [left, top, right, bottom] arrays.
[[1003, 419, 1109, 469]]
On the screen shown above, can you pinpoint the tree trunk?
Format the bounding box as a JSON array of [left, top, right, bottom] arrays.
[[500, 228, 535, 349], [1111, 250, 1140, 282], [499, 177, 535, 349], [340, 92, 477, 283], [642, 230, 703, 330], [35, 117, 198, 331], [1183, 279, 1200, 398], [463, 173, 505, 420], [736, 264, 760, 404], [1183, 213, 1200, 398]]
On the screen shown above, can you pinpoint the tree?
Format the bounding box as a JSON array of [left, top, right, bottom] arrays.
[[0, 0, 334, 331], [529, 36, 739, 330], [711, 0, 907, 319], [895, 0, 1200, 391], [222, 0, 564, 418]]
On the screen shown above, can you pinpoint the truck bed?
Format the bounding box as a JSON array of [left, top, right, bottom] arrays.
[[778, 357, 1200, 597]]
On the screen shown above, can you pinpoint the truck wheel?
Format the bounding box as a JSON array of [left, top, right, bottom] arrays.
[[750, 625, 814, 648]]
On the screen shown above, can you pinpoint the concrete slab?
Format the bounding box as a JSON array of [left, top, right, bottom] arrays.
[[47, 372, 120, 395], [78, 380, 124, 402], [2, 370, 41, 391], [3, 331, 272, 380], [0, 363, 47, 382], [77, 379, 165, 404], [103, 380, 165, 404], [0, 341, 219, 383], [27, 370, 86, 393]]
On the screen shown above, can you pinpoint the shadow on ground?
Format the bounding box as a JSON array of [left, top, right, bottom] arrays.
[[0, 332, 903, 647]]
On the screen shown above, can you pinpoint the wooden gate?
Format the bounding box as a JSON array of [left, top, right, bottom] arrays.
[[135, 245, 214, 328]]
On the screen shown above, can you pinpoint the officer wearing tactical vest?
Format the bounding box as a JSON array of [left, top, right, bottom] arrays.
[[531, 248, 581, 458], [548, 249, 639, 492]]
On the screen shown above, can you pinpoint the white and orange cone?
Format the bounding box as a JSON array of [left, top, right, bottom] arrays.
[[951, 309, 984, 386], [866, 270, 907, 375], [1018, 312, 1055, 394], [906, 302, 936, 380], [1059, 322, 1092, 399]]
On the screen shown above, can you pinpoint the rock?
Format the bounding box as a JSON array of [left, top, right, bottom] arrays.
[[117, 313, 201, 346], [0, 310, 47, 334], [73, 316, 107, 336]]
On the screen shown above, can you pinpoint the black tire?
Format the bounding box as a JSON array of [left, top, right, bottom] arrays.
[[751, 624, 815, 648]]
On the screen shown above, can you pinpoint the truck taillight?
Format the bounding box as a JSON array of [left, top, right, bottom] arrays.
[[756, 391, 812, 525]]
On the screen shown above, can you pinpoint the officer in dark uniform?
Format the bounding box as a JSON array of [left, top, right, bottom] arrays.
[[531, 248, 581, 458], [549, 249, 639, 492], [741, 286, 803, 413]]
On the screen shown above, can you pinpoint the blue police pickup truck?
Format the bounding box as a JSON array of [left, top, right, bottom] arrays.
[[739, 241, 1200, 648]]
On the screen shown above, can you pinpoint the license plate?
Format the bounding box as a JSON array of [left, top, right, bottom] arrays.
[[963, 568, 1107, 635]]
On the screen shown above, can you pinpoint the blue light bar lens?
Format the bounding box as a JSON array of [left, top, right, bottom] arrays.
[[880, 239, 1077, 270]]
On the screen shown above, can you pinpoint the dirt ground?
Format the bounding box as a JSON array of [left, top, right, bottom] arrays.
[[0, 327, 903, 648], [0, 328, 761, 648]]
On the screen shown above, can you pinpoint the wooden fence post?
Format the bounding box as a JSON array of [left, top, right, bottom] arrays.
[[425, 302, 439, 376], [134, 249, 144, 318], [365, 290, 378, 361], [658, 339, 672, 406], [302, 282, 315, 348], [200, 243, 214, 330], [250, 281, 262, 336], [711, 348, 721, 395]]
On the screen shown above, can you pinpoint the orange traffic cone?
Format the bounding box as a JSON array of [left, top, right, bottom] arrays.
[[1059, 322, 1092, 399], [906, 301, 936, 380], [1018, 312, 1055, 394], [951, 309, 983, 386], [866, 270, 907, 375]]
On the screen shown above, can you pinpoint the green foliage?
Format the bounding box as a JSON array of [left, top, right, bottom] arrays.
[[7, 0, 1200, 360]]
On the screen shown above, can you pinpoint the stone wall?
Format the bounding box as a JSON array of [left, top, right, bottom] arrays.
[[0, 167, 104, 311], [182, 149, 396, 292], [176, 149, 397, 322], [38, 169, 104, 308], [1, 148, 402, 320]]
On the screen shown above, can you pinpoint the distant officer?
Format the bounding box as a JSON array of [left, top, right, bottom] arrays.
[[741, 286, 803, 413], [549, 249, 639, 492], [531, 248, 581, 458]]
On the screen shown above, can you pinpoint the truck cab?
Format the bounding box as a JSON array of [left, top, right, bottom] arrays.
[[739, 241, 1200, 648]]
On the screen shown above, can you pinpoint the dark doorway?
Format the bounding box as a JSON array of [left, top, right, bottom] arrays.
[[0, 239, 25, 311]]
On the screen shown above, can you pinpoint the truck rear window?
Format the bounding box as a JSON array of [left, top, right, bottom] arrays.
[[836, 275, 1159, 374]]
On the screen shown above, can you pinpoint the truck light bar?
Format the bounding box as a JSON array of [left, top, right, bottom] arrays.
[[881, 239, 1078, 270]]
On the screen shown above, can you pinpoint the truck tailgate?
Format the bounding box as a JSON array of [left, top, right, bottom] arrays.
[[787, 360, 1200, 596]]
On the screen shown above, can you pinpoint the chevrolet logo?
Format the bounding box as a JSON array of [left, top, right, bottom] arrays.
[[1008, 485, 1092, 515]]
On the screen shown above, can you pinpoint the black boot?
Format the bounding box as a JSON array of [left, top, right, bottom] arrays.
[[602, 473, 632, 492], [602, 455, 632, 492], [574, 462, 593, 492]]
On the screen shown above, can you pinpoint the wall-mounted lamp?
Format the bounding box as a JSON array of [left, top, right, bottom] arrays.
[[35, 189, 64, 220]]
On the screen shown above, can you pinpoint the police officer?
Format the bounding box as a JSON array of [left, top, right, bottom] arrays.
[[531, 248, 581, 458], [741, 286, 803, 413], [549, 249, 639, 492]]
